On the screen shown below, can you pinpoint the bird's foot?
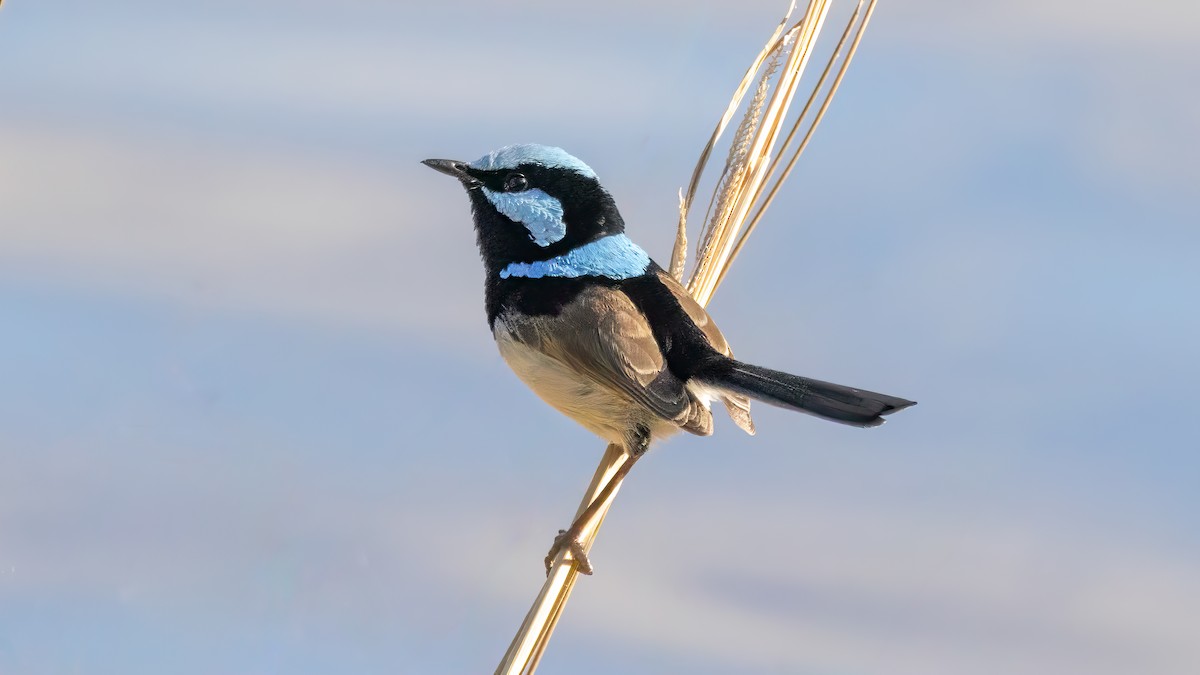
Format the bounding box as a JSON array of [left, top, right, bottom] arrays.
[[542, 433, 649, 577], [544, 528, 592, 576]]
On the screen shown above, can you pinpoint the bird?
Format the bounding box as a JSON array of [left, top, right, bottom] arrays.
[[423, 144, 915, 574]]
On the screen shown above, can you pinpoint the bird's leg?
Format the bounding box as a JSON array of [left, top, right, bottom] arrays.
[[544, 426, 651, 576]]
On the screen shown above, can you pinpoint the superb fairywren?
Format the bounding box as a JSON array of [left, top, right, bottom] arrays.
[[424, 144, 915, 573]]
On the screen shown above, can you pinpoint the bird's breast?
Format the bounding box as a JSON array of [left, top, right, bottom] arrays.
[[492, 314, 676, 445]]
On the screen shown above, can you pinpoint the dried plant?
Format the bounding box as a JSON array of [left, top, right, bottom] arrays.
[[496, 1, 878, 672]]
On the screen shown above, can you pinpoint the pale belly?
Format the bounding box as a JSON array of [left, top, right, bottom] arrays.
[[492, 324, 680, 446]]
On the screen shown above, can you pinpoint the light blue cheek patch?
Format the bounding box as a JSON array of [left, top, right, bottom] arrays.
[[481, 187, 566, 247], [470, 144, 597, 179], [500, 234, 651, 280]]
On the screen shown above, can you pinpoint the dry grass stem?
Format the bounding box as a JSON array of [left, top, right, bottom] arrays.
[[496, 2, 876, 673], [669, 1, 798, 280], [716, 0, 877, 289], [668, 189, 689, 281], [495, 444, 626, 675]]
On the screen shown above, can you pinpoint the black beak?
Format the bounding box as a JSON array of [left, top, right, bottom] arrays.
[[421, 158, 480, 186]]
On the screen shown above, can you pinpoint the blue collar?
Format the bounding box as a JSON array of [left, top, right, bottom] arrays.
[[499, 234, 651, 280]]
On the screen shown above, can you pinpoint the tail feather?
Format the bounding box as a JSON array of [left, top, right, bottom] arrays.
[[697, 359, 915, 428]]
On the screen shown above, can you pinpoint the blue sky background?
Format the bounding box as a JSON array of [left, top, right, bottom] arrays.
[[2, 0, 1198, 673]]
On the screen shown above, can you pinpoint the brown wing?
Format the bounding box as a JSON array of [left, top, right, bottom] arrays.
[[655, 270, 756, 435], [504, 286, 712, 434]]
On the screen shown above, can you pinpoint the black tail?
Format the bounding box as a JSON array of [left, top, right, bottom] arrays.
[[696, 359, 916, 428]]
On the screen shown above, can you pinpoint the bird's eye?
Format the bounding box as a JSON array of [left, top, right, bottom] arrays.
[[503, 172, 529, 192]]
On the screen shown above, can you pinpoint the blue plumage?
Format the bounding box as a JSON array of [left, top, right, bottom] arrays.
[[481, 187, 567, 247], [499, 233, 650, 280], [470, 144, 598, 179]]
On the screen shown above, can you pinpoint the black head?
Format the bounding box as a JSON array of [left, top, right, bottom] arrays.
[[422, 144, 626, 275]]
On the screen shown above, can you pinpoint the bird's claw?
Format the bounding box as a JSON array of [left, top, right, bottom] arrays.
[[544, 529, 593, 576]]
